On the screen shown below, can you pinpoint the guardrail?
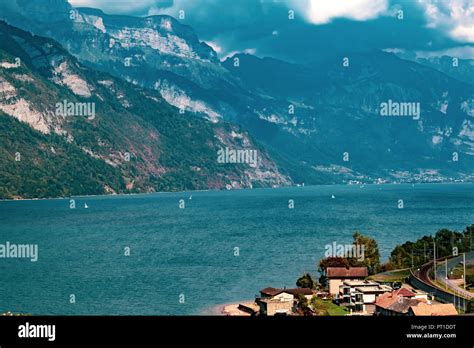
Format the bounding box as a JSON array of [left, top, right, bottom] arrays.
[[409, 269, 468, 311], [434, 254, 473, 299]]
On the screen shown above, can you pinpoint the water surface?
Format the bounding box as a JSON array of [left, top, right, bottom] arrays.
[[0, 183, 472, 315]]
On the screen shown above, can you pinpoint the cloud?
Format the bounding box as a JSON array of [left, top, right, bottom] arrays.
[[450, 24, 474, 42], [69, 0, 164, 14], [289, 0, 389, 25], [415, 45, 474, 59], [204, 41, 222, 54], [67, 0, 473, 63], [417, 0, 474, 43]]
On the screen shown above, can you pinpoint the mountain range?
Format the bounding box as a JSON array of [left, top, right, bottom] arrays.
[[0, 0, 473, 199], [0, 20, 289, 199]]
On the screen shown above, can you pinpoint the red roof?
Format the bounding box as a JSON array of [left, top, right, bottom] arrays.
[[326, 267, 368, 278], [375, 293, 421, 313], [375, 292, 399, 309], [410, 303, 458, 316], [260, 287, 282, 296], [375, 291, 429, 314], [285, 288, 313, 296]]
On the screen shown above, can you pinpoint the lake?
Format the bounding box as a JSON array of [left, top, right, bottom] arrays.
[[0, 183, 473, 315]]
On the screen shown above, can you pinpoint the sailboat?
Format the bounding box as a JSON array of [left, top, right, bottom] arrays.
[[331, 194, 335, 199], [84, 203, 89, 209]]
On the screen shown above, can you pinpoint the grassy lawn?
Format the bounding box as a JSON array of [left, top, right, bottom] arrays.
[[310, 298, 349, 316], [326, 303, 350, 316], [368, 269, 411, 282], [450, 264, 474, 277]]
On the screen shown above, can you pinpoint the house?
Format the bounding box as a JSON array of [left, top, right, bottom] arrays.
[[409, 303, 458, 316], [259, 287, 294, 302], [326, 267, 368, 295], [337, 280, 392, 313], [393, 287, 416, 298], [375, 290, 456, 316], [259, 287, 314, 302], [375, 290, 416, 316], [375, 293, 422, 316], [256, 287, 314, 316], [256, 298, 294, 316], [285, 288, 314, 301]]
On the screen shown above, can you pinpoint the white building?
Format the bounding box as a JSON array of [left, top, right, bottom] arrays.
[[338, 280, 392, 313]]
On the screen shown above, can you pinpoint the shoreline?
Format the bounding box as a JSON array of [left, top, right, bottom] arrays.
[[0, 185, 281, 203], [1, 181, 471, 203], [200, 300, 256, 316]]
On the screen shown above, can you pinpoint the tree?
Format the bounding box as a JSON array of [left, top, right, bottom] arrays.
[[465, 274, 474, 288], [434, 229, 464, 257], [296, 294, 311, 316], [296, 273, 315, 289], [388, 226, 474, 270], [349, 232, 380, 275], [462, 225, 474, 251], [466, 300, 474, 314], [310, 296, 329, 316]]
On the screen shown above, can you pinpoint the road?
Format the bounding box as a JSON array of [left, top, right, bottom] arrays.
[[416, 252, 473, 299], [434, 252, 474, 299]]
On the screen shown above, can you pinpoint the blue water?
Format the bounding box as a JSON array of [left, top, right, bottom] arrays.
[[0, 183, 473, 315]]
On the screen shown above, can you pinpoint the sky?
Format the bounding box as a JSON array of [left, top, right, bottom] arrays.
[[68, 0, 474, 62]]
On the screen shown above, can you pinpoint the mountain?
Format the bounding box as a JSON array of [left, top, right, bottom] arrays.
[[0, 0, 473, 186], [0, 21, 290, 199], [0, 1, 239, 122], [222, 51, 474, 183], [411, 56, 474, 87]]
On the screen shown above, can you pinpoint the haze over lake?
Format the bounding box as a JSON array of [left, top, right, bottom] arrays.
[[0, 183, 472, 315]]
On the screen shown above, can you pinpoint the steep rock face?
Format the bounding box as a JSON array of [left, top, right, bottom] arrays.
[[0, 22, 291, 199], [1, 0, 231, 117], [66, 7, 237, 122]]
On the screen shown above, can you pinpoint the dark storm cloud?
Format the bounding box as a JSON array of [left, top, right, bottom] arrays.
[[69, 0, 474, 61]]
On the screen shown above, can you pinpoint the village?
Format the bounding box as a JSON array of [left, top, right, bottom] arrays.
[[222, 228, 474, 317], [222, 265, 461, 317]]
